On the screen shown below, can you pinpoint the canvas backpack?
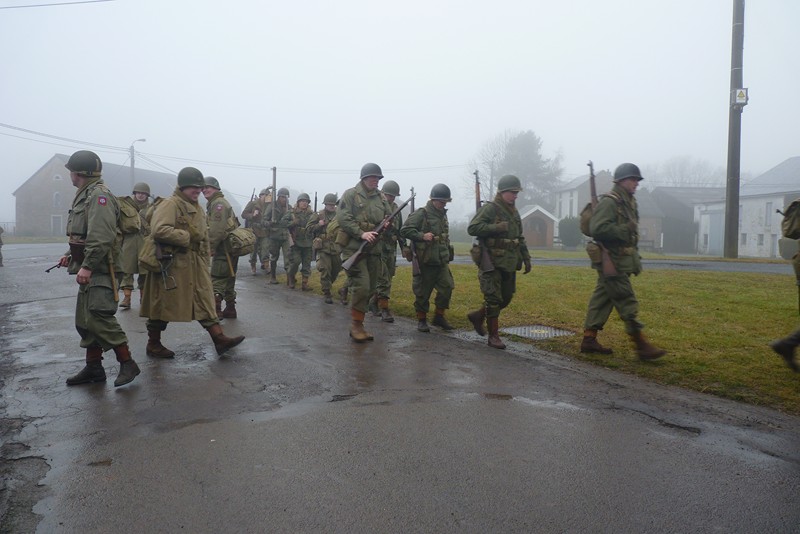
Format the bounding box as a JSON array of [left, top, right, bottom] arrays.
[[579, 192, 621, 237], [118, 197, 142, 234], [781, 198, 800, 240]]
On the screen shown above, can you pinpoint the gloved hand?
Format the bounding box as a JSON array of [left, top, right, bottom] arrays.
[[402, 247, 413, 262], [494, 221, 509, 234], [523, 258, 532, 274]]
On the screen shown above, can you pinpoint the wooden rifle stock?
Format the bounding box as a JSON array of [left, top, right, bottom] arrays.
[[588, 161, 618, 277]]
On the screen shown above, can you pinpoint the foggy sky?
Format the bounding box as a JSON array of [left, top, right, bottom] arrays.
[[1, 0, 798, 224]]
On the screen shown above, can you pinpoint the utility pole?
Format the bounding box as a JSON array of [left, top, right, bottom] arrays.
[[723, 0, 747, 258], [130, 138, 146, 192]]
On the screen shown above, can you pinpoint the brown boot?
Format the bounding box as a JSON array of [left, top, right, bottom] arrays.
[[432, 309, 454, 331], [112, 344, 140, 387], [287, 275, 296, 289], [467, 308, 487, 336], [580, 329, 613, 354], [262, 260, 270, 274], [269, 261, 278, 284], [301, 276, 311, 291], [349, 310, 373, 342], [214, 294, 223, 319], [631, 332, 666, 360], [338, 286, 349, 305], [66, 346, 106, 385], [119, 288, 132, 309], [378, 298, 394, 323], [487, 317, 506, 350], [222, 300, 237, 319], [146, 328, 175, 359], [207, 324, 245, 355]]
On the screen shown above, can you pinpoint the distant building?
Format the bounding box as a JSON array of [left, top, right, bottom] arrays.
[[651, 186, 725, 254], [518, 204, 557, 248], [553, 169, 614, 223]]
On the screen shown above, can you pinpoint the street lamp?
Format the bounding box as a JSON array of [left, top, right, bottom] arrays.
[[130, 138, 146, 191]]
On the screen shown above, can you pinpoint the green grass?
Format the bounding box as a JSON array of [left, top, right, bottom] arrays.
[[368, 260, 800, 415]]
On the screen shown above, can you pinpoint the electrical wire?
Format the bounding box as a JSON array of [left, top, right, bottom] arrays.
[[0, 0, 114, 10]]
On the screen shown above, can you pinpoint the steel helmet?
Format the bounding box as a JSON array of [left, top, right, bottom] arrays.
[[204, 176, 221, 189], [65, 150, 102, 177], [497, 174, 522, 193], [277, 187, 290, 197], [381, 180, 400, 197], [430, 183, 452, 202], [323, 193, 338, 204], [297, 193, 311, 202], [177, 167, 204, 189], [613, 163, 644, 182], [132, 182, 151, 195], [259, 188, 270, 196], [359, 162, 383, 180]]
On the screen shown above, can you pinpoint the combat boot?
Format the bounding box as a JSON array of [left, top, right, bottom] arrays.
[[487, 317, 506, 349], [66, 346, 106, 386], [301, 276, 310, 291], [269, 261, 278, 284], [368, 296, 380, 317], [250, 262, 257, 275], [287, 275, 296, 289], [112, 344, 140, 387], [378, 298, 394, 323], [262, 260, 270, 274], [338, 286, 349, 305], [467, 308, 487, 336], [323, 290, 334, 304], [222, 300, 237, 319], [630, 332, 666, 361], [416, 312, 430, 333], [349, 310, 373, 343], [214, 294, 224, 319], [146, 328, 175, 359], [119, 288, 132, 309], [432, 309, 454, 331], [207, 324, 245, 355], [770, 329, 800, 372], [580, 329, 613, 354]]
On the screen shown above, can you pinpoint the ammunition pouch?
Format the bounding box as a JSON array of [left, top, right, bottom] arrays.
[[335, 229, 350, 248], [449, 244, 455, 263], [470, 243, 482, 266], [312, 237, 323, 251], [586, 242, 602, 264], [484, 237, 519, 250]]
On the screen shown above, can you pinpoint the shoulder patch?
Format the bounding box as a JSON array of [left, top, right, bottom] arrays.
[[215, 204, 223, 211], [97, 195, 107, 206]]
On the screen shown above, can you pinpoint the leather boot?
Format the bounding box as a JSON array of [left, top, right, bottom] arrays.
[[146, 328, 175, 359], [214, 294, 223, 319], [631, 332, 666, 360], [324, 290, 333, 304], [119, 288, 132, 309], [417, 311, 430, 333], [338, 286, 349, 305], [222, 300, 237, 319], [269, 261, 278, 284], [301, 276, 311, 291], [770, 329, 800, 372], [368, 296, 380, 317], [580, 329, 613, 354], [487, 317, 506, 349], [467, 308, 487, 336], [207, 324, 245, 355], [66, 346, 106, 385], [287, 275, 296, 289], [349, 310, 373, 343], [432, 309, 454, 331], [112, 344, 141, 387], [378, 298, 394, 323], [262, 260, 270, 274]]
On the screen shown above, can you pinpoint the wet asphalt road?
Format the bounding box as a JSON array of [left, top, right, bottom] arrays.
[[1, 244, 799, 532]]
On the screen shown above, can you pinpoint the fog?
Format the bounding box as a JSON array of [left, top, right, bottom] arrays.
[[1, 0, 798, 225]]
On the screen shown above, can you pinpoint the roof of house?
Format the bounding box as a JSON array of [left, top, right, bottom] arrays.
[[741, 156, 800, 197], [556, 170, 613, 192], [651, 186, 726, 206], [519, 204, 557, 222]]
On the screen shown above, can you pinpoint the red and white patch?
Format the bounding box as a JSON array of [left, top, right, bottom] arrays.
[[215, 204, 223, 211], [97, 196, 107, 206]]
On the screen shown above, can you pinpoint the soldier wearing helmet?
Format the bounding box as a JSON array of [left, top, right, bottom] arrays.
[[281, 192, 315, 290], [580, 162, 666, 360], [241, 187, 272, 274], [400, 183, 455, 332], [139, 167, 245, 358], [58, 150, 141, 387], [263, 187, 292, 285], [307, 193, 344, 303], [336, 163, 392, 342], [467, 175, 532, 349], [117, 181, 152, 309], [202, 176, 240, 319], [368, 179, 407, 322]]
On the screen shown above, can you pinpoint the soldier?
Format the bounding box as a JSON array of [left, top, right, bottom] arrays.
[[203, 176, 239, 318], [58, 150, 140, 387], [283, 192, 315, 290], [467, 175, 532, 349], [263, 187, 292, 285], [369, 180, 407, 322], [770, 198, 800, 372], [308, 193, 342, 303], [580, 162, 666, 360], [117, 182, 151, 308], [400, 183, 455, 333], [140, 167, 245, 358], [338, 163, 392, 342], [241, 188, 271, 274]]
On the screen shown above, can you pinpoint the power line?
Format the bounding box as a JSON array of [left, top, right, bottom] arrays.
[[0, 122, 127, 152], [0, 0, 114, 9]]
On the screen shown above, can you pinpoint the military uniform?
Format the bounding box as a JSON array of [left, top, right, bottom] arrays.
[[373, 195, 406, 322], [206, 189, 239, 316], [118, 195, 150, 306], [770, 198, 800, 372], [283, 200, 314, 290], [241, 194, 270, 272], [307, 202, 342, 302], [400, 197, 454, 331], [263, 199, 292, 282]]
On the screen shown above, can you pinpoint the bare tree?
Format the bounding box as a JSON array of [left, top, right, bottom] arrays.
[[641, 156, 726, 188]]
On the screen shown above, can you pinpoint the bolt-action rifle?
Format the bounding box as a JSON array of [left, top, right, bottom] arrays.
[[342, 193, 416, 271], [312, 192, 319, 262], [408, 187, 421, 276], [588, 161, 619, 277], [473, 170, 494, 273]]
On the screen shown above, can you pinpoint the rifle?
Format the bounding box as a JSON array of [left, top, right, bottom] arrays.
[[408, 188, 421, 276], [588, 161, 619, 277], [45, 262, 63, 273], [342, 193, 416, 271], [312, 192, 318, 261], [244, 188, 257, 229], [473, 170, 494, 273]]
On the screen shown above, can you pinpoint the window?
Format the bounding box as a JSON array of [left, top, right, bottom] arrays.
[[758, 234, 764, 246], [765, 202, 773, 226], [740, 233, 747, 245], [703, 234, 709, 248], [569, 192, 574, 217], [53, 191, 61, 208]]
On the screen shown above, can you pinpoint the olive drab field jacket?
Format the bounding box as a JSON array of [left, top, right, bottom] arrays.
[[589, 184, 642, 275], [242, 198, 268, 238], [307, 209, 340, 255], [118, 195, 150, 273], [380, 198, 406, 255], [263, 202, 291, 241], [205, 191, 238, 256], [65, 177, 121, 275], [282, 205, 315, 248], [337, 181, 392, 257], [467, 195, 531, 272], [400, 201, 452, 266]]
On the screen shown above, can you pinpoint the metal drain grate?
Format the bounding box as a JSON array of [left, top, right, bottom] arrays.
[[500, 325, 574, 340]]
